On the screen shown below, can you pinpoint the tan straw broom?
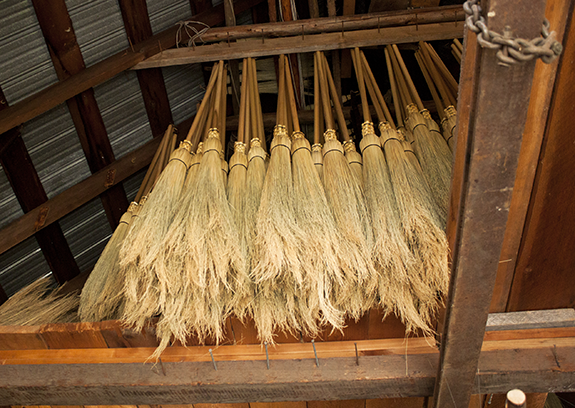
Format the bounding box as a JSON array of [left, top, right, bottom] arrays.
[[79, 126, 172, 322], [120, 64, 220, 334], [316, 51, 377, 319], [156, 61, 247, 357], [251, 55, 307, 342], [360, 50, 449, 324], [351, 47, 427, 329]]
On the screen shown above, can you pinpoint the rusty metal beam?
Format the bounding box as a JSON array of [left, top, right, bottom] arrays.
[[434, 1, 551, 408]]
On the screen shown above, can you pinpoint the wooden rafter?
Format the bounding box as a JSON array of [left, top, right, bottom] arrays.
[[0, 0, 264, 137], [0, 88, 79, 285], [118, 0, 175, 138], [31, 0, 130, 229]]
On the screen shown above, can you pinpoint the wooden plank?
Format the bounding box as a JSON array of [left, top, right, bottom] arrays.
[[0, 0, 264, 136], [39, 322, 109, 349], [118, 0, 174, 138], [489, 0, 573, 312], [0, 338, 573, 404], [308, 400, 365, 408], [133, 23, 464, 69], [486, 309, 575, 331], [507, 2, 575, 312], [433, 1, 548, 408], [31, 0, 129, 229], [0, 326, 46, 350], [0, 88, 80, 284], [366, 398, 425, 408], [251, 402, 307, 408]]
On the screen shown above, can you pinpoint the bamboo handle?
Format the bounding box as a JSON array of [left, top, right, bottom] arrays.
[[251, 58, 266, 150], [392, 44, 424, 110], [385, 48, 403, 127], [322, 53, 350, 142], [284, 55, 300, 133], [316, 51, 335, 130], [276, 55, 287, 126], [388, 46, 411, 108], [136, 125, 170, 202], [186, 63, 219, 142], [352, 47, 371, 125], [212, 61, 225, 129], [238, 59, 249, 144], [420, 43, 455, 107], [360, 50, 394, 127], [415, 51, 444, 116], [220, 62, 228, 137], [313, 52, 320, 144], [246, 58, 256, 150], [424, 42, 459, 96]]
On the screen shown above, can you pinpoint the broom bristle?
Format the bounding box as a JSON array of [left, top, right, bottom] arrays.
[[158, 129, 246, 354], [120, 142, 193, 331], [359, 123, 430, 331], [252, 125, 308, 342], [405, 104, 452, 227], [78, 207, 133, 321], [322, 130, 378, 317], [441, 105, 457, 151], [381, 123, 450, 323]]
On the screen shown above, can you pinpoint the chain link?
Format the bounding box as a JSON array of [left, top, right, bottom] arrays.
[[463, 0, 563, 66]]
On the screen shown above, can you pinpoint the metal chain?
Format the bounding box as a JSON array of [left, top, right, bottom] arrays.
[[463, 0, 563, 66]]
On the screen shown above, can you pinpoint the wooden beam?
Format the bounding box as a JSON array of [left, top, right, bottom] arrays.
[[0, 0, 264, 137], [118, 0, 174, 138], [0, 335, 573, 405], [0, 89, 79, 285], [133, 22, 463, 69], [31, 0, 129, 229], [434, 1, 549, 408], [507, 2, 575, 312]]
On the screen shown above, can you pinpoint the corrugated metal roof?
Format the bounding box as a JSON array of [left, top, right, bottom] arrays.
[[162, 64, 206, 124], [147, 0, 192, 34], [0, 165, 23, 229]]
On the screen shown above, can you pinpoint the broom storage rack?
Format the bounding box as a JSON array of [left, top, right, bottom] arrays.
[[0, 0, 574, 407]]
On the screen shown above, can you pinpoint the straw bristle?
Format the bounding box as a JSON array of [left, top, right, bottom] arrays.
[[381, 123, 450, 324], [157, 129, 246, 356], [0, 278, 79, 325], [78, 207, 133, 322], [252, 126, 308, 342], [405, 105, 452, 227], [120, 143, 193, 331], [359, 123, 429, 332], [321, 130, 377, 318]]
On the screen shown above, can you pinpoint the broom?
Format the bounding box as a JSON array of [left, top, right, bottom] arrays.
[[387, 45, 451, 227], [351, 47, 427, 329], [251, 55, 308, 342], [284, 55, 346, 332], [120, 63, 220, 333], [79, 126, 172, 322], [157, 61, 247, 356], [316, 51, 377, 319], [361, 50, 449, 324]]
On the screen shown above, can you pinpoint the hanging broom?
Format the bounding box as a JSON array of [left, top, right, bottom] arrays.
[[251, 55, 309, 342], [316, 51, 377, 319], [156, 61, 247, 357], [79, 125, 172, 322], [350, 47, 428, 329], [120, 63, 220, 333], [361, 50, 449, 324]]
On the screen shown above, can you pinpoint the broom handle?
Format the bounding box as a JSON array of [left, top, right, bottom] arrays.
[[424, 42, 459, 96], [385, 48, 404, 127], [135, 125, 170, 202], [186, 62, 219, 142], [284, 55, 300, 133], [420, 43, 455, 107], [415, 51, 445, 117], [360, 50, 394, 127], [313, 52, 320, 145], [285, 66, 293, 136], [194, 95, 210, 148], [454, 38, 463, 53], [392, 44, 424, 110], [388, 46, 412, 109], [277, 55, 286, 126], [144, 125, 173, 198], [212, 61, 224, 129], [352, 47, 371, 125], [238, 59, 249, 145], [322, 53, 350, 142], [253, 59, 266, 150], [246, 58, 256, 150], [316, 52, 335, 130], [221, 63, 228, 137], [359, 55, 385, 124]]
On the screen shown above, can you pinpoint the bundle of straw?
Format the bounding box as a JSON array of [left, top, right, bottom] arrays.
[[79, 125, 174, 322], [316, 51, 377, 319], [157, 61, 247, 357], [0, 278, 79, 325]]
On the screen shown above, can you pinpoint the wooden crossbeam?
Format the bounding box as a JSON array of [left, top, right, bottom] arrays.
[[31, 0, 129, 229], [118, 0, 174, 138], [0, 334, 573, 405], [132, 22, 463, 69], [0, 88, 80, 285], [0, 0, 264, 137]]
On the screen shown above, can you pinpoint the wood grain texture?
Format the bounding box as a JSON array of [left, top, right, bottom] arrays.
[[507, 2, 575, 312]]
